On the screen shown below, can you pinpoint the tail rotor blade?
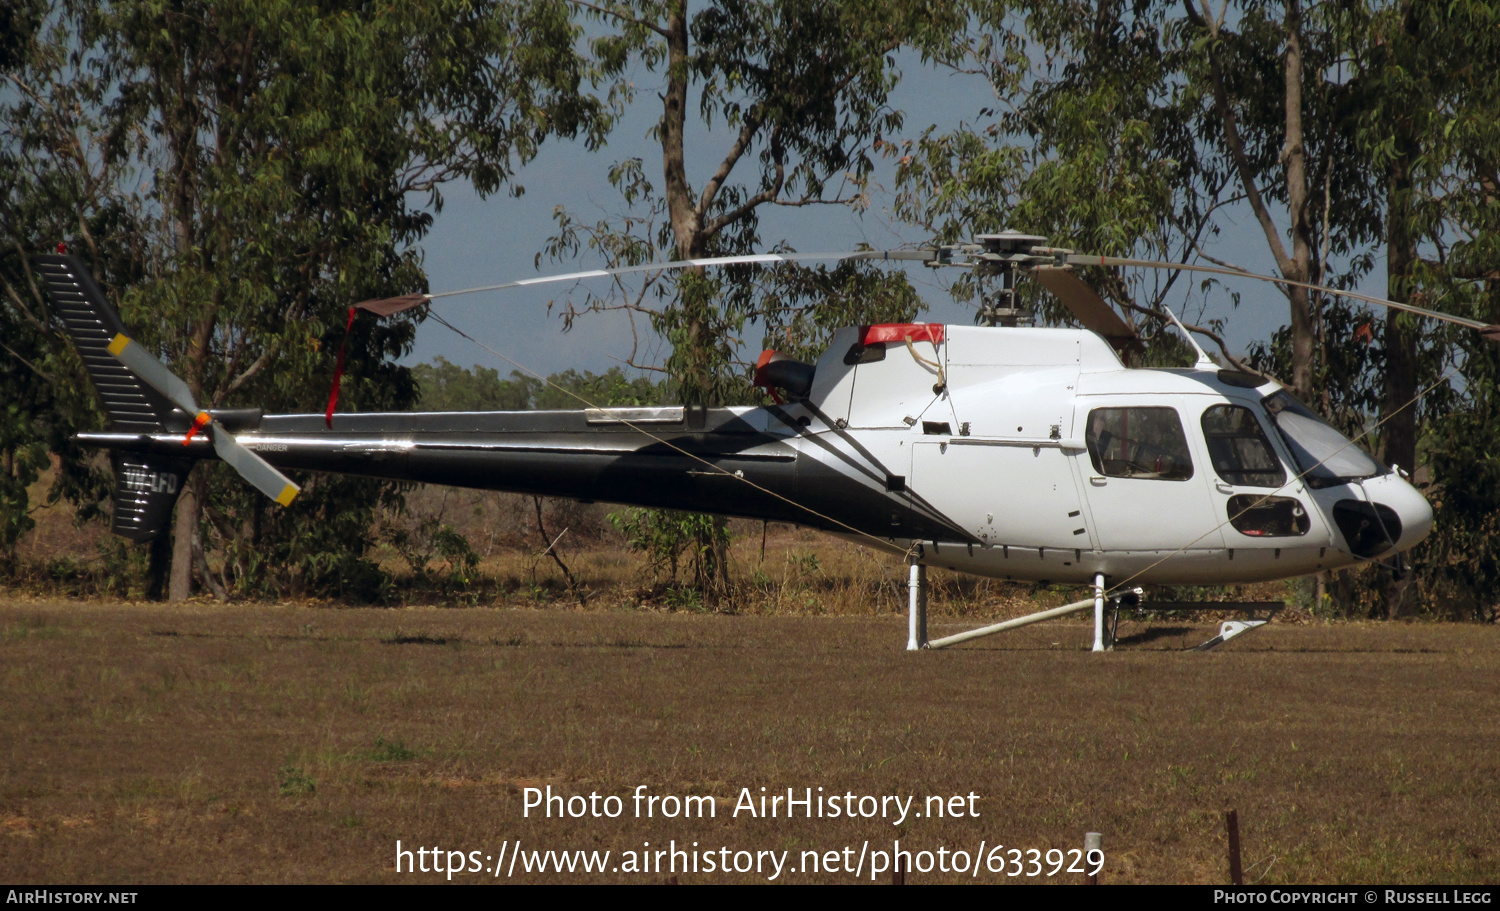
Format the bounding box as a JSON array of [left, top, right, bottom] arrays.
[[211, 430, 300, 507], [107, 334, 201, 414]]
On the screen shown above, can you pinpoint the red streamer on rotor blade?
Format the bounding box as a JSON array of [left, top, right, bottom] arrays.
[[324, 306, 357, 429]]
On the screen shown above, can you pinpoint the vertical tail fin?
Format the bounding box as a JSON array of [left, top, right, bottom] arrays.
[[33, 254, 178, 432], [34, 255, 191, 541]]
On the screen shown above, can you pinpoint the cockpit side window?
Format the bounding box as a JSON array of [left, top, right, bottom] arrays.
[[1086, 407, 1194, 481], [1202, 405, 1286, 488]]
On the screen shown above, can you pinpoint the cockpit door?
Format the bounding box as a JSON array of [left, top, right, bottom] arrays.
[[1199, 401, 1334, 550]]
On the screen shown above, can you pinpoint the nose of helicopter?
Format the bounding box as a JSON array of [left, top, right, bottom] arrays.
[[1328, 472, 1434, 557], [1383, 473, 1435, 551]]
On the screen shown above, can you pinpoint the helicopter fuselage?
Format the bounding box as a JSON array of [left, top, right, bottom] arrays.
[[82, 322, 1432, 587]]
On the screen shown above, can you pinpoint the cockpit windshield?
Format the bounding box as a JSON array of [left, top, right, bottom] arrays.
[[1262, 391, 1384, 487]]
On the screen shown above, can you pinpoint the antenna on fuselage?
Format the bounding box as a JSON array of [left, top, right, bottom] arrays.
[[1163, 307, 1217, 369]]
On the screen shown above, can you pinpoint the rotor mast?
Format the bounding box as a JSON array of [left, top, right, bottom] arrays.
[[971, 231, 1049, 327]]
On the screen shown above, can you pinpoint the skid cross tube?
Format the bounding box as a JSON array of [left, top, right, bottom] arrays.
[[923, 596, 1098, 650]]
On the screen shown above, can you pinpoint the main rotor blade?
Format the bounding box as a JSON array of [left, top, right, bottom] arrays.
[[108, 333, 201, 414], [1062, 254, 1494, 333], [212, 430, 299, 507], [1030, 266, 1143, 353], [356, 250, 937, 313]]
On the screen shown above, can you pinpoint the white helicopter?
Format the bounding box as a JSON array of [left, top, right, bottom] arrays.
[[37, 232, 1480, 651]]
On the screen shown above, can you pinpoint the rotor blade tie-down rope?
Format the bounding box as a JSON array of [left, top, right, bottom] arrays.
[[324, 306, 357, 429], [902, 336, 945, 388]]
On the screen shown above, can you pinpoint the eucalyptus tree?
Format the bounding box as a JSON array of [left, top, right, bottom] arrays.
[[544, 0, 955, 592], [550, 0, 958, 404], [1, 0, 604, 599], [903, 2, 1395, 396], [0, 0, 124, 568], [893, 1, 1500, 615], [1360, 0, 1500, 616]]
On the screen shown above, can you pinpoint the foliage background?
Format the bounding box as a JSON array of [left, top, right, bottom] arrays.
[[1, 0, 1496, 619]]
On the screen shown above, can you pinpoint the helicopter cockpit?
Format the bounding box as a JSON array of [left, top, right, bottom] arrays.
[[1075, 368, 1429, 576]]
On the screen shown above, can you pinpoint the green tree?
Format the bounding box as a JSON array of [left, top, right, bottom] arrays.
[[412, 357, 539, 412], [412, 357, 665, 411], [1246, 1, 1500, 616], [1373, 1, 1500, 618], [897, 1, 1385, 385], [545, 0, 957, 593], [1, 0, 604, 599], [551, 0, 958, 401], [0, 0, 122, 568], [895, 1, 1500, 616]]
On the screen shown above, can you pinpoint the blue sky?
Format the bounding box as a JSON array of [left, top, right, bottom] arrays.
[[408, 47, 1387, 383]]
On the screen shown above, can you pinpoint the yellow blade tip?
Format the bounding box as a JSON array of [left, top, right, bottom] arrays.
[[275, 485, 298, 507], [107, 334, 131, 356]]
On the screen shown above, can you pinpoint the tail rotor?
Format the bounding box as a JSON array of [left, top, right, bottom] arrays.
[[34, 255, 300, 543]]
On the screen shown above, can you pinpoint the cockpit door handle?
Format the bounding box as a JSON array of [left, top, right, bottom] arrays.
[[1215, 481, 1234, 494]]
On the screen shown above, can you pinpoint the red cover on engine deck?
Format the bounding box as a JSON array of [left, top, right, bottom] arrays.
[[861, 323, 944, 345]]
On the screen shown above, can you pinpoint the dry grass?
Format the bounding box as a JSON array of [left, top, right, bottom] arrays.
[[8, 477, 1136, 614], [8, 476, 1304, 616], [1, 601, 1496, 884]]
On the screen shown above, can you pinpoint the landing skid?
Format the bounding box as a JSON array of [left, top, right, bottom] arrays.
[[1107, 599, 1284, 651], [1191, 619, 1271, 651], [906, 559, 1282, 652]]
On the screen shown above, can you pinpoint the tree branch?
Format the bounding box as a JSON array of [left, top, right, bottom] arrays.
[[1183, 0, 1294, 276], [216, 341, 277, 403], [702, 132, 785, 238], [696, 109, 763, 217], [564, 0, 670, 40], [1122, 299, 1268, 377]]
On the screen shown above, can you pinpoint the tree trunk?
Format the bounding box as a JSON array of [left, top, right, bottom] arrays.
[[146, 526, 172, 601], [1192, 0, 1319, 402], [1281, 0, 1318, 402], [1379, 7, 1424, 621], [1383, 221, 1418, 476], [658, 1, 715, 408], [655, 1, 730, 594], [1381, 145, 1418, 622], [168, 472, 201, 601], [1381, 11, 1420, 478]]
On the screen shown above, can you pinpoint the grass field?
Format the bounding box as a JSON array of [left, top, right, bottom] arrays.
[[2, 599, 1497, 884]]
